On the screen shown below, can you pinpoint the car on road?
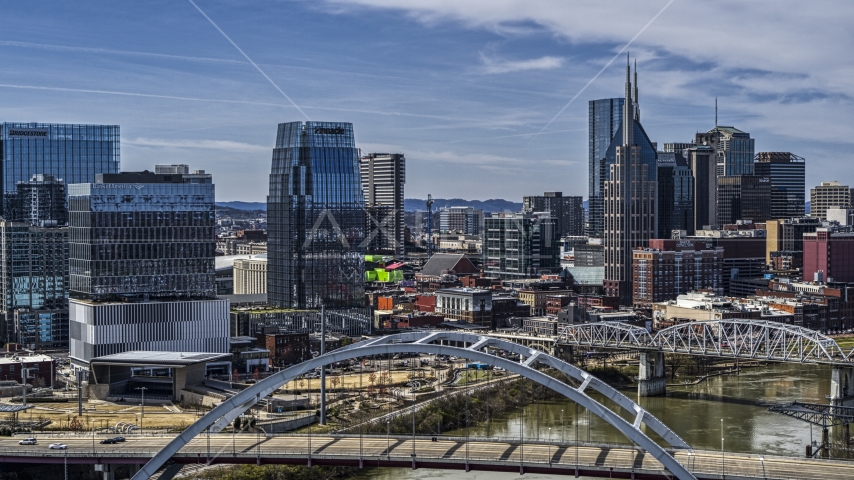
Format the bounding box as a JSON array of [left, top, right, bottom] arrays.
[[112, 436, 126, 442], [18, 438, 37, 445], [48, 443, 67, 450], [100, 438, 117, 444]]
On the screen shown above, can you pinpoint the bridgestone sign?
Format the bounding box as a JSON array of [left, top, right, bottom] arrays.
[[8, 129, 48, 138]]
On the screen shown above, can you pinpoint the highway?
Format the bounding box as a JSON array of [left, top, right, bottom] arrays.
[[2, 434, 854, 479]]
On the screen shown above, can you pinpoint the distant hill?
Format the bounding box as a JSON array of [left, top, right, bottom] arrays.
[[405, 198, 522, 212], [217, 201, 266, 211]]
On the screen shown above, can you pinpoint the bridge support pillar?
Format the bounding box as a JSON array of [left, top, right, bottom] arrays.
[[94, 464, 115, 480], [637, 352, 666, 397], [830, 367, 854, 405]]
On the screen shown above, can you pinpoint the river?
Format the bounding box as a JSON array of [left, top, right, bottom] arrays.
[[351, 363, 842, 479]]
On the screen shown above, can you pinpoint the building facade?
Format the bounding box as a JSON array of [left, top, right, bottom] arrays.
[[234, 255, 268, 295], [435, 288, 492, 325], [695, 126, 755, 177], [360, 153, 405, 256], [754, 152, 805, 219], [438, 206, 483, 236], [68, 167, 216, 300], [0, 123, 120, 217], [765, 217, 821, 263], [588, 98, 625, 238], [632, 240, 724, 308], [656, 152, 694, 238], [69, 298, 230, 363], [483, 212, 560, 279], [522, 192, 584, 237], [68, 165, 226, 367], [716, 175, 771, 225], [267, 122, 366, 310], [0, 222, 68, 348], [810, 181, 853, 221], [603, 60, 657, 305], [686, 145, 717, 231], [803, 229, 854, 283], [9, 174, 68, 227]]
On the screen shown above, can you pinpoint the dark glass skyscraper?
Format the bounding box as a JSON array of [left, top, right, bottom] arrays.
[[589, 97, 657, 237], [754, 152, 805, 219], [68, 167, 216, 301], [267, 122, 366, 309], [0, 123, 120, 217], [588, 98, 623, 238], [657, 152, 694, 237]]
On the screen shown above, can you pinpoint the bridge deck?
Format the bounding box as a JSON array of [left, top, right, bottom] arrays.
[[3, 434, 853, 479]]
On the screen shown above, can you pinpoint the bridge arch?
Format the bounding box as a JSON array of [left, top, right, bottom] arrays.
[[132, 331, 695, 480]]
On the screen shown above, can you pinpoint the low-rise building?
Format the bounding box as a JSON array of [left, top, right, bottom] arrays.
[[234, 255, 268, 295], [518, 289, 574, 316], [523, 317, 559, 335], [0, 353, 54, 388], [435, 288, 492, 325]]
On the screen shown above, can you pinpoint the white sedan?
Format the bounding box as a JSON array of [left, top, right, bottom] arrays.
[[18, 438, 37, 445], [48, 443, 67, 450]]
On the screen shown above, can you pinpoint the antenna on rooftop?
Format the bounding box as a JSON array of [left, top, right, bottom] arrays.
[[715, 97, 718, 129]]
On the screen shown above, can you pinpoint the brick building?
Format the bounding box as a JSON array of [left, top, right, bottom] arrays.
[[255, 329, 310, 367], [0, 353, 54, 387], [632, 239, 723, 308], [803, 229, 854, 283]]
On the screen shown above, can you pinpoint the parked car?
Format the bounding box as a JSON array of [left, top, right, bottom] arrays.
[[18, 438, 37, 445], [100, 438, 117, 444], [112, 436, 126, 443], [49, 443, 67, 450]]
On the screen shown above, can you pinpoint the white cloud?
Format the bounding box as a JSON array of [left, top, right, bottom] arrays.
[[125, 137, 269, 153], [479, 54, 564, 74]]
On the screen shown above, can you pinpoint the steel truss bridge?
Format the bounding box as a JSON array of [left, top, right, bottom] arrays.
[[559, 319, 854, 365], [132, 331, 698, 480]]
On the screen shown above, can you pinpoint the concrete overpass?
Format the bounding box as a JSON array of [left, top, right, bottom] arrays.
[[4, 434, 854, 480]]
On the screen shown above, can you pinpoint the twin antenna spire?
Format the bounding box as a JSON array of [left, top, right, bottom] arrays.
[[623, 53, 639, 147]]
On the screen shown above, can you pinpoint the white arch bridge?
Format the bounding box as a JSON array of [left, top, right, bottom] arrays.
[[559, 319, 854, 365], [132, 331, 696, 480]]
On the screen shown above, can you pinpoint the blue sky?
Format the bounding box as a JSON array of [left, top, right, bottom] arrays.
[[1, 0, 852, 202]]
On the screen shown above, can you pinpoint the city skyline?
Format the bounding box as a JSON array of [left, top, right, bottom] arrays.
[[1, 1, 852, 201]]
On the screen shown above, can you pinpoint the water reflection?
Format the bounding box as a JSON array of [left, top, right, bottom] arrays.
[[444, 363, 836, 456]]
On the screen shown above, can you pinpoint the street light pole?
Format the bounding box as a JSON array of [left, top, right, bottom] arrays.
[[139, 387, 147, 416], [548, 427, 552, 466], [91, 420, 95, 456], [721, 418, 725, 479], [561, 409, 564, 444]]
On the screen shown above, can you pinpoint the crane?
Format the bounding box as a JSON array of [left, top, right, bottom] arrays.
[[426, 194, 434, 257]]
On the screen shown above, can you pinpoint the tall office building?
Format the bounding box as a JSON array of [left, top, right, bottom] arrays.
[[8, 174, 68, 227], [686, 145, 717, 231], [483, 211, 560, 279], [0, 123, 119, 216], [267, 122, 366, 310], [810, 181, 853, 221], [695, 126, 755, 177], [588, 98, 624, 238], [360, 153, 405, 256], [439, 206, 483, 235], [656, 152, 694, 238], [717, 175, 771, 225], [0, 222, 68, 348], [589, 86, 658, 240], [522, 192, 584, 237], [754, 152, 805, 219], [603, 59, 657, 305], [68, 165, 228, 366]]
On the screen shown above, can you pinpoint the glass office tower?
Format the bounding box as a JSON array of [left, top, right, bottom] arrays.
[[0, 123, 120, 216], [68, 168, 216, 301], [267, 122, 366, 309], [755, 152, 805, 218], [588, 98, 624, 238], [0, 222, 68, 347]]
